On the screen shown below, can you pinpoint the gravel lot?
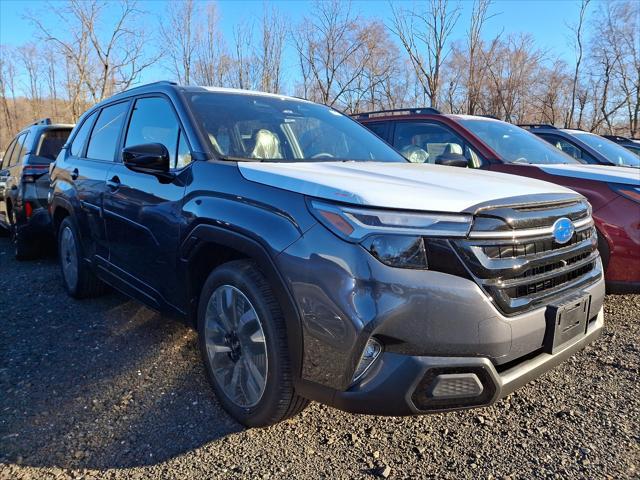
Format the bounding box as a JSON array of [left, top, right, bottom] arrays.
[[0, 235, 638, 479]]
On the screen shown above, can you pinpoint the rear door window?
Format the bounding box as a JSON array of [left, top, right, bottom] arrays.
[[70, 112, 98, 157], [8, 133, 27, 167], [34, 129, 72, 163], [1, 138, 18, 169], [86, 102, 129, 161]]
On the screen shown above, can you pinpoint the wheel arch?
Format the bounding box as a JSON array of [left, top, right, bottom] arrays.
[[181, 224, 304, 381]]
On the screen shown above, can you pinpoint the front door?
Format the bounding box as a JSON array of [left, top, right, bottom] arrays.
[[103, 96, 191, 309]]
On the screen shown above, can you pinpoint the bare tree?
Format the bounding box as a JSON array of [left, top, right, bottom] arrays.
[[192, 3, 231, 86], [292, 0, 375, 107], [161, 0, 199, 85], [256, 5, 286, 93], [565, 0, 590, 128], [0, 45, 18, 146], [466, 0, 494, 114], [31, 0, 159, 105], [17, 43, 44, 118], [389, 0, 461, 108]]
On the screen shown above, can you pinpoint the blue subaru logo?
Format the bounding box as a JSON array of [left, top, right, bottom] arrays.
[[552, 217, 575, 244]]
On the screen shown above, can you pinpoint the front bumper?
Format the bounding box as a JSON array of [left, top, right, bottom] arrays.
[[329, 308, 604, 416], [279, 223, 605, 392]]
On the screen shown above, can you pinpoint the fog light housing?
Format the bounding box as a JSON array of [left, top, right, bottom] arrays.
[[352, 338, 382, 383], [362, 235, 428, 269]]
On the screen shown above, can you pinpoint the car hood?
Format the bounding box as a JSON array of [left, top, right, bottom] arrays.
[[536, 164, 640, 186], [238, 161, 576, 213]]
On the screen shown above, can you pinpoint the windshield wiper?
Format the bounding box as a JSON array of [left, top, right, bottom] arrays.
[[214, 154, 263, 162]]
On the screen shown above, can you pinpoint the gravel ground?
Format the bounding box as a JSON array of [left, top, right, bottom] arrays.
[[0, 236, 638, 480]]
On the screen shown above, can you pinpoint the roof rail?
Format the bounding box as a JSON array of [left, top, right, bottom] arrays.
[[122, 80, 178, 93], [352, 107, 441, 119], [603, 134, 631, 142], [32, 118, 52, 126], [518, 123, 557, 130]]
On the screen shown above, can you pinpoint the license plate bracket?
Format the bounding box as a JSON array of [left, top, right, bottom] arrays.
[[543, 293, 591, 354]]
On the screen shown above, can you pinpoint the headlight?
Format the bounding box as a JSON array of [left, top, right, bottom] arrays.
[[308, 199, 472, 241], [609, 183, 640, 204], [308, 199, 472, 269]]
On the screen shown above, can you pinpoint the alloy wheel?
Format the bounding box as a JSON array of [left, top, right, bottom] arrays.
[[60, 226, 78, 290], [204, 285, 268, 408]]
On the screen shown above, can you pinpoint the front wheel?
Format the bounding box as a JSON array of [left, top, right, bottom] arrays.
[[197, 260, 308, 427]]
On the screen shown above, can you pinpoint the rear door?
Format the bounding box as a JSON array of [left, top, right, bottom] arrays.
[[0, 137, 18, 225], [103, 95, 190, 308], [4, 132, 28, 221], [63, 103, 129, 260]]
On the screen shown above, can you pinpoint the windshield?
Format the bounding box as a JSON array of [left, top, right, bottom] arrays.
[[571, 132, 640, 168], [186, 91, 406, 163], [458, 118, 578, 165]]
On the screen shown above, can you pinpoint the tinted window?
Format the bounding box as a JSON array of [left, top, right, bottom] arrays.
[[364, 122, 388, 140], [571, 131, 640, 168], [70, 111, 98, 157], [176, 130, 192, 169], [8, 133, 27, 167], [34, 129, 72, 163], [86, 102, 129, 161], [1, 138, 17, 169], [187, 91, 405, 162], [393, 121, 482, 167], [459, 119, 578, 165], [539, 134, 584, 160], [125, 97, 179, 167]]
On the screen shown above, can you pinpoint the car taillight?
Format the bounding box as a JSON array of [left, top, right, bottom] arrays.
[[25, 201, 33, 218], [23, 165, 49, 183]]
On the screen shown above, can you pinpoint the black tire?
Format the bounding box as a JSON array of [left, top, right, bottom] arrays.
[[8, 208, 37, 260], [197, 260, 308, 427], [57, 216, 106, 298]]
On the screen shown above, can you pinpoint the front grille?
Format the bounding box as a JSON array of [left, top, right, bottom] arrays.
[[454, 198, 602, 315]]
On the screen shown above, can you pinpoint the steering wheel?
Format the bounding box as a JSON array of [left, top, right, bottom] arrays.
[[311, 153, 335, 159], [311, 152, 335, 158]]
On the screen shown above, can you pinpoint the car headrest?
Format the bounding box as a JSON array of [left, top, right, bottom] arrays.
[[251, 129, 282, 159]]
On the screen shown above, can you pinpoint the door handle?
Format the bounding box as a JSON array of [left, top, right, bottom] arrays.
[[106, 176, 121, 191], [71, 168, 79, 180]]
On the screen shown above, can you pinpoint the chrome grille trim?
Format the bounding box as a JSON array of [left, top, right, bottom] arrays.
[[455, 199, 602, 315], [468, 217, 593, 239]]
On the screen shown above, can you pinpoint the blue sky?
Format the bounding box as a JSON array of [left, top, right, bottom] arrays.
[[1, 0, 588, 91]]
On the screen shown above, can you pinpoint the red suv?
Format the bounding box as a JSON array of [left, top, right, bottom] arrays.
[[356, 109, 640, 293]]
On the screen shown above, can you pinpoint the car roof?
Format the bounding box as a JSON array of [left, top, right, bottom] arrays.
[[103, 81, 312, 107]]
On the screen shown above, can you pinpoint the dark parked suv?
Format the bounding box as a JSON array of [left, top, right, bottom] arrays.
[[519, 124, 640, 168], [0, 119, 73, 258], [50, 82, 605, 426]]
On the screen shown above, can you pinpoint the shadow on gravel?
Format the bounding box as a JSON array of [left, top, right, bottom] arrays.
[[0, 238, 244, 470]]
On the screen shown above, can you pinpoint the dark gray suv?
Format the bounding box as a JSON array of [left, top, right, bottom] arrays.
[[0, 119, 73, 258], [49, 82, 605, 426]]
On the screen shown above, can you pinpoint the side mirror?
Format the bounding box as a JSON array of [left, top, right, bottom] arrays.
[[435, 153, 468, 168], [122, 143, 173, 179]]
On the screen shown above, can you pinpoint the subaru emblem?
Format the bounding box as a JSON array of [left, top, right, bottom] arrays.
[[552, 217, 575, 244]]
